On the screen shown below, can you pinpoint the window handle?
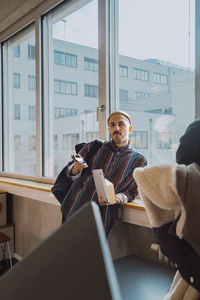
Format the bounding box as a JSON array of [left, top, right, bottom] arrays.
[[96, 105, 105, 121]]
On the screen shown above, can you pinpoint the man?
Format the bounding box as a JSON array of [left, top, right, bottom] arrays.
[[60, 111, 147, 236]]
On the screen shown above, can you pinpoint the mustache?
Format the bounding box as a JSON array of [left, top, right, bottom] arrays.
[[113, 131, 121, 135]]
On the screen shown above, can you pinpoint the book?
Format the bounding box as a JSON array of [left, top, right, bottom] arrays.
[[92, 169, 116, 204]]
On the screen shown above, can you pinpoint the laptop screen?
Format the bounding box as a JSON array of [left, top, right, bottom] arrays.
[[0, 202, 122, 300]]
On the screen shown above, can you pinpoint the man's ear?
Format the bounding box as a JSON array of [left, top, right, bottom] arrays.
[[129, 125, 132, 132]]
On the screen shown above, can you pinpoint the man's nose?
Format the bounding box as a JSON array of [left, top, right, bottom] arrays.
[[114, 124, 120, 130]]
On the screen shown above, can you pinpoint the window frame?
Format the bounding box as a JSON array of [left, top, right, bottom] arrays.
[[0, 0, 198, 184]]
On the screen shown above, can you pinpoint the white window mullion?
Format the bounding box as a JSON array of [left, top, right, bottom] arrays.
[[109, 0, 119, 113], [35, 18, 42, 178], [98, 0, 110, 140], [42, 15, 54, 177]]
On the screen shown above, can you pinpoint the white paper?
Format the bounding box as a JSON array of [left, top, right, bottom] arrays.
[[92, 169, 110, 203]]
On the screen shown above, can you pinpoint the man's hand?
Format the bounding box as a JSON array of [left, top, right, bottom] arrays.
[[71, 154, 88, 175], [97, 193, 109, 206]]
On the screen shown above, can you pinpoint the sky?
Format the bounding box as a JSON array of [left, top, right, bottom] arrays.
[[53, 0, 195, 70]]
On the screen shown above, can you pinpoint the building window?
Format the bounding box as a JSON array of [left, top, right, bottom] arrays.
[[63, 134, 79, 150], [13, 46, 20, 57], [119, 65, 128, 77], [14, 135, 21, 150], [54, 135, 58, 150], [28, 135, 36, 150], [54, 80, 77, 95], [14, 104, 20, 120], [54, 51, 77, 68], [133, 68, 149, 81], [28, 105, 36, 121], [54, 164, 59, 177], [119, 89, 128, 101], [131, 131, 148, 149], [156, 132, 172, 149], [54, 107, 77, 119], [84, 57, 98, 72], [153, 72, 168, 85], [14, 73, 20, 88], [84, 84, 98, 98], [28, 75, 36, 90], [84, 110, 95, 114], [62, 134, 70, 150], [66, 82, 77, 95], [66, 53, 77, 67], [86, 132, 98, 142], [133, 91, 150, 99], [28, 44, 35, 59]]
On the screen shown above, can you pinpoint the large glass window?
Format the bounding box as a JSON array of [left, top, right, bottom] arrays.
[[0, 0, 197, 181], [118, 0, 195, 165], [2, 26, 36, 175], [43, 0, 99, 177]]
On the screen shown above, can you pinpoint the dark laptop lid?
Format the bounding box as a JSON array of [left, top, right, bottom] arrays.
[[0, 202, 122, 300]]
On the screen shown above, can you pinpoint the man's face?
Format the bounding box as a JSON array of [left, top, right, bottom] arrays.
[[108, 114, 131, 147]]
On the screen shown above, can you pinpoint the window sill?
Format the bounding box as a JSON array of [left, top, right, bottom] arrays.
[[0, 177, 151, 227], [120, 198, 151, 228], [0, 177, 58, 206]]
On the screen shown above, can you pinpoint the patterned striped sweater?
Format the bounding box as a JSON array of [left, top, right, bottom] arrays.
[[61, 140, 147, 235]]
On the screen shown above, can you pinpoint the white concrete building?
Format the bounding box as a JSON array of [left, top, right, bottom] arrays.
[[12, 39, 195, 175]]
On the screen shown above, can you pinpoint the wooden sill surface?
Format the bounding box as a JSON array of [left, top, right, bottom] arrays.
[[0, 177, 145, 210], [0, 177, 52, 192]]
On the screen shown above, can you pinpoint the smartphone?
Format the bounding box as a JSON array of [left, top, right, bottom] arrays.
[[72, 154, 86, 164]]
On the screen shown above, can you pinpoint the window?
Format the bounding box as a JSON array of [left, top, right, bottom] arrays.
[[62, 134, 69, 150], [119, 89, 128, 101], [63, 134, 79, 150], [28, 44, 35, 59], [1, 0, 196, 180], [156, 132, 172, 149], [28, 75, 36, 90], [119, 0, 195, 165], [54, 164, 59, 177], [131, 131, 148, 149], [14, 135, 21, 150], [84, 57, 98, 71], [86, 132, 98, 142], [28, 105, 36, 121], [153, 73, 168, 85], [54, 51, 77, 68], [54, 108, 77, 119], [133, 68, 149, 81], [66, 53, 77, 68], [14, 73, 20, 88], [119, 65, 128, 77], [84, 84, 98, 98], [133, 91, 150, 99], [43, 0, 99, 177], [3, 27, 36, 175], [66, 81, 77, 95], [84, 110, 95, 114], [54, 80, 77, 95], [29, 135, 36, 150], [14, 46, 20, 57], [54, 135, 58, 150], [14, 104, 20, 120]]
